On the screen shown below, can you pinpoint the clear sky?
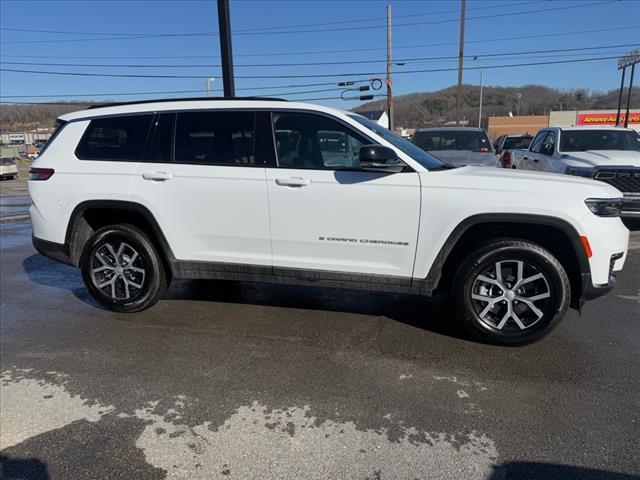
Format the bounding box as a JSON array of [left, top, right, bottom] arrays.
[[1, 0, 639, 108]]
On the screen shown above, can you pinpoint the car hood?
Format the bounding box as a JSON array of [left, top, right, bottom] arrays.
[[423, 165, 621, 198], [427, 150, 500, 167], [560, 150, 640, 167]]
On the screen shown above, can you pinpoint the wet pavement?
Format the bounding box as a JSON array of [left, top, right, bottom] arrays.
[[0, 196, 31, 222], [1, 219, 639, 480]]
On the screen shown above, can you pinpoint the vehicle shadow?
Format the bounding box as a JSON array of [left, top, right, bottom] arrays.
[[22, 253, 471, 342], [167, 278, 472, 342], [21, 254, 97, 308], [0, 453, 50, 480], [490, 461, 639, 480]]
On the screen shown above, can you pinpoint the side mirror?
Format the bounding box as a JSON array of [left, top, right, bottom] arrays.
[[359, 145, 405, 173]]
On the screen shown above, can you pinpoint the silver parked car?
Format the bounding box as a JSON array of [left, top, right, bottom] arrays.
[[411, 127, 499, 167]]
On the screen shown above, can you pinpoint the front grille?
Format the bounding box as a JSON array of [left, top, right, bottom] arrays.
[[594, 168, 640, 193]]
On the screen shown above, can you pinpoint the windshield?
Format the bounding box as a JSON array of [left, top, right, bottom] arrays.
[[559, 129, 640, 152], [348, 114, 444, 169], [412, 130, 492, 153], [503, 136, 532, 150]]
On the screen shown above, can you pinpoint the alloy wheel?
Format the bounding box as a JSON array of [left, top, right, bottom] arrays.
[[90, 241, 146, 301], [470, 259, 552, 332]]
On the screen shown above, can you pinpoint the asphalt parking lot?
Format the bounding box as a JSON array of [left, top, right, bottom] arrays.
[[1, 215, 639, 480]]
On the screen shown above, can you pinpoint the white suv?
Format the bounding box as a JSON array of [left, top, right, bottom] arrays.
[[29, 98, 630, 346]]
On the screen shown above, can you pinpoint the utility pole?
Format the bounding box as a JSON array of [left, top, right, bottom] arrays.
[[386, 4, 394, 132], [615, 67, 626, 126], [217, 0, 235, 97], [624, 63, 635, 128], [454, 0, 466, 126]]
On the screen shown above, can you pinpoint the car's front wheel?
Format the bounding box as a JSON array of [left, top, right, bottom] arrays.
[[453, 239, 570, 346], [80, 224, 168, 312]]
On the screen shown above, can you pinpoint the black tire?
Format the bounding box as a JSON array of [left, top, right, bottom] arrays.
[[452, 238, 570, 346], [80, 224, 168, 312]]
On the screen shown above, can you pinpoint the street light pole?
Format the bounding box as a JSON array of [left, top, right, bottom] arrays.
[[474, 56, 483, 128], [478, 70, 483, 128], [206, 78, 216, 97]]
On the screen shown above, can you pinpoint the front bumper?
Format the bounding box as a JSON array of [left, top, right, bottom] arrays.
[[581, 272, 616, 303], [621, 194, 640, 218]]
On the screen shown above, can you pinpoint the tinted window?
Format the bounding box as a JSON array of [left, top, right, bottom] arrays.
[[144, 113, 174, 163], [529, 132, 549, 153], [76, 115, 153, 161], [175, 111, 255, 166], [273, 112, 366, 169], [348, 114, 442, 169], [559, 129, 640, 152], [412, 130, 492, 153], [503, 136, 532, 150]]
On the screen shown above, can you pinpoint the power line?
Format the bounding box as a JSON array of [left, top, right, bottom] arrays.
[[0, 84, 351, 99], [2, 44, 635, 69], [0, 2, 537, 37], [0, 94, 387, 105], [0, 55, 624, 80], [2, 25, 637, 60], [0, 1, 617, 44]]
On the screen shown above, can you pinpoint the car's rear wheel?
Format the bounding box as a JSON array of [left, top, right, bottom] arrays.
[[453, 239, 570, 346], [80, 224, 168, 312]]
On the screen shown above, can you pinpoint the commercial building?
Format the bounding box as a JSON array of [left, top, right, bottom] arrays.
[[485, 110, 640, 140]]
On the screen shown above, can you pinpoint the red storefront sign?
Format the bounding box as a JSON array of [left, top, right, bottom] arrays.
[[577, 112, 640, 126]]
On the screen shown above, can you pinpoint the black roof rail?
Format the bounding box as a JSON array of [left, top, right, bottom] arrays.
[[87, 96, 288, 109]]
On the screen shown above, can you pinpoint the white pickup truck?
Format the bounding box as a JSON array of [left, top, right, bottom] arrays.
[[512, 127, 640, 217]]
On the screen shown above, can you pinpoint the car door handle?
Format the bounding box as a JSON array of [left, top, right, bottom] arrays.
[[523, 155, 529, 160], [142, 171, 173, 181], [533, 158, 539, 163], [275, 177, 311, 187]]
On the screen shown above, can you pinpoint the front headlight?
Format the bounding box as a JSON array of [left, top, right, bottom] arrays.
[[585, 198, 623, 217], [565, 166, 594, 177]]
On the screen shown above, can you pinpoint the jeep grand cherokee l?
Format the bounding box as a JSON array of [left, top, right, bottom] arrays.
[[29, 98, 630, 346]]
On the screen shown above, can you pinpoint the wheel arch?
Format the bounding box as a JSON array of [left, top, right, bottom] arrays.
[[420, 213, 590, 310], [65, 200, 175, 276]]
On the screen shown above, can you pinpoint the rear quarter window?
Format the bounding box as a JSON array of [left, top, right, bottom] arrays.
[[38, 119, 67, 157], [75, 114, 153, 161]]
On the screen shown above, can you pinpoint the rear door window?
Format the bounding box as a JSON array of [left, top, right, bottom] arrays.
[[502, 136, 533, 150], [174, 111, 256, 166], [76, 114, 153, 161], [144, 113, 175, 163], [413, 130, 491, 152]]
